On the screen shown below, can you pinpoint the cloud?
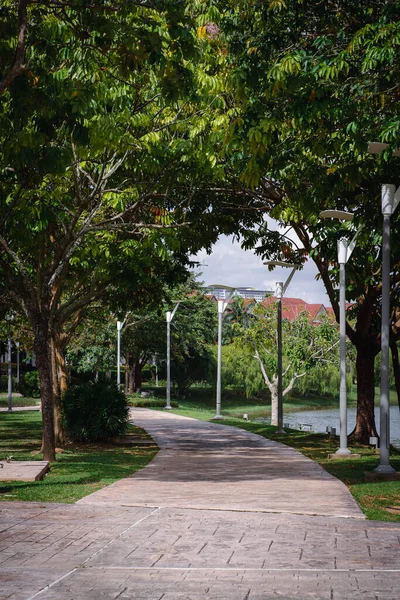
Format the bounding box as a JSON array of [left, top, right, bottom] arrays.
[[191, 234, 331, 305]]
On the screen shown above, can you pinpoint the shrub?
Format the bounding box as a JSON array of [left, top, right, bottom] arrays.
[[18, 370, 41, 398], [128, 396, 179, 408], [62, 382, 129, 442], [0, 374, 19, 393]]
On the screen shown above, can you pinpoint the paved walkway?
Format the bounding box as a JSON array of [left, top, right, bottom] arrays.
[[78, 409, 364, 518], [1, 408, 400, 599]]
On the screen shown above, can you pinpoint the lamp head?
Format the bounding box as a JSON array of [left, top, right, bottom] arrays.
[[368, 142, 400, 157], [263, 260, 298, 269], [319, 210, 354, 221]]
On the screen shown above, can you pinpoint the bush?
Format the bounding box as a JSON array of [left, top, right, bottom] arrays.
[[0, 374, 19, 393], [62, 382, 129, 442], [128, 396, 179, 408], [18, 370, 41, 398]]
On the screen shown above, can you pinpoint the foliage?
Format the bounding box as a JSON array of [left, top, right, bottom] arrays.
[[67, 313, 116, 377], [232, 302, 340, 424], [207, 0, 400, 441], [168, 282, 218, 396], [0, 0, 266, 460], [127, 396, 179, 409], [222, 296, 256, 343], [209, 343, 265, 399], [0, 374, 18, 394], [62, 381, 129, 442], [17, 370, 40, 397]]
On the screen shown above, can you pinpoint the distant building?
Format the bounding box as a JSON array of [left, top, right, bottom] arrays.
[[263, 297, 334, 324], [207, 286, 272, 303]]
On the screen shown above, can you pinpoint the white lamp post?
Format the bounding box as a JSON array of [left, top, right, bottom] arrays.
[[16, 341, 20, 385], [116, 320, 123, 389], [320, 210, 359, 455], [376, 184, 399, 473], [209, 284, 235, 420], [166, 302, 181, 409], [368, 142, 400, 473], [263, 262, 299, 433]]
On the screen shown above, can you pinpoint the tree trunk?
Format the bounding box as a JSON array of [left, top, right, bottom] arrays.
[[391, 342, 400, 410], [134, 360, 142, 393], [124, 362, 129, 394], [270, 388, 278, 426], [53, 337, 68, 446], [34, 331, 56, 462], [127, 353, 135, 394], [349, 344, 379, 444]]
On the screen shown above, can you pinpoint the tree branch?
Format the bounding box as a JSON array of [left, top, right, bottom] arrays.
[[0, 0, 28, 97]]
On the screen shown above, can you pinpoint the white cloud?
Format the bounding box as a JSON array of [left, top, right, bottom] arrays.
[[191, 234, 331, 306]]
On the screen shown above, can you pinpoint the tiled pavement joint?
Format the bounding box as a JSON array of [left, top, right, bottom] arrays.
[[26, 568, 78, 600], [82, 506, 161, 567]]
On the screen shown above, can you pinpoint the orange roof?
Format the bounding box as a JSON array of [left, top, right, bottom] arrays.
[[262, 297, 332, 324]]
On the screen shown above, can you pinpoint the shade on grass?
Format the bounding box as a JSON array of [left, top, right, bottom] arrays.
[[0, 411, 157, 503]]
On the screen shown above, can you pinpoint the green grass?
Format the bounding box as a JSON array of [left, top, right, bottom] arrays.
[[141, 384, 357, 420], [0, 411, 158, 503], [0, 393, 40, 408], [149, 385, 400, 523]]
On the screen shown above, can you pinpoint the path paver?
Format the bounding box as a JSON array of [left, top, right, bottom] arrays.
[[78, 409, 364, 519], [2, 408, 400, 599]]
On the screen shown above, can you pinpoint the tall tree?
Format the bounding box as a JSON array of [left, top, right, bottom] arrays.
[[210, 0, 400, 443], [0, 1, 260, 460], [234, 303, 340, 426]]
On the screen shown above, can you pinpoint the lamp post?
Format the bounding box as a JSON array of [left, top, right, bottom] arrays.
[[376, 184, 399, 473], [263, 262, 298, 433], [209, 284, 235, 420], [5, 314, 13, 412], [116, 320, 123, 389], [152, 355, 159, 387], [16, 341, 20, 385], [320, 209, 358, 455], [166, 302, 181, 409], [368, 142, 400, 474]]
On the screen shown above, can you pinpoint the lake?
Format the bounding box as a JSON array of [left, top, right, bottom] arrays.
[[280, 406, 400, 448]]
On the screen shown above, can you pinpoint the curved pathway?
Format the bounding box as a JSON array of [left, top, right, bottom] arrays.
[[3, 409, 400, 599], [78, 408, 364, 519]]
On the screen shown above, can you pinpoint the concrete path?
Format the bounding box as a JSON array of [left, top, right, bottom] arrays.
[[2, 408, 400, 599], [78, 409, 364, 519]]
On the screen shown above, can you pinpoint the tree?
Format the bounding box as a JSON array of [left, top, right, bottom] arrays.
[[222, 296, 256, 343], [203, 0, 400, 442], [1, 1, 255, 460], [234, 303, 340, 426]]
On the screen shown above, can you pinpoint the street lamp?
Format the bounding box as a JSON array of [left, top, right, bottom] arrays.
[[152, 355, 159, 387], [369, 142, 400, 474], [209, 284, 236, 420], [5, 314, 13, 412], [377, 183, 399, 473], [16, 341, 20, 385], [263, 262, 299, 433], [320, 210, 359, 455], [116, 320, 125, 389], [166, 302, 181, 410]]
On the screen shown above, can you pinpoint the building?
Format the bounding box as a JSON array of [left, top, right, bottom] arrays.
[[206, 286, 272, 303]]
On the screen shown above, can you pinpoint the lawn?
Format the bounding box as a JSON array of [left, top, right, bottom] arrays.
[[0, 411, 157, 503], [0, 392, 40, 408], [129, 384, 355, 421]]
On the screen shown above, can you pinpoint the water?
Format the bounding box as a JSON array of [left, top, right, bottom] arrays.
[[280, 406, 400, 448]]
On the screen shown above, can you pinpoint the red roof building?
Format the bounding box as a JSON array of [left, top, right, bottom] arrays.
[[262, 297, 332, 324]]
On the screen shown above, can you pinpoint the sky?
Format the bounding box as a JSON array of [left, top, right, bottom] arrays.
[[191, 234, 331, 306]]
